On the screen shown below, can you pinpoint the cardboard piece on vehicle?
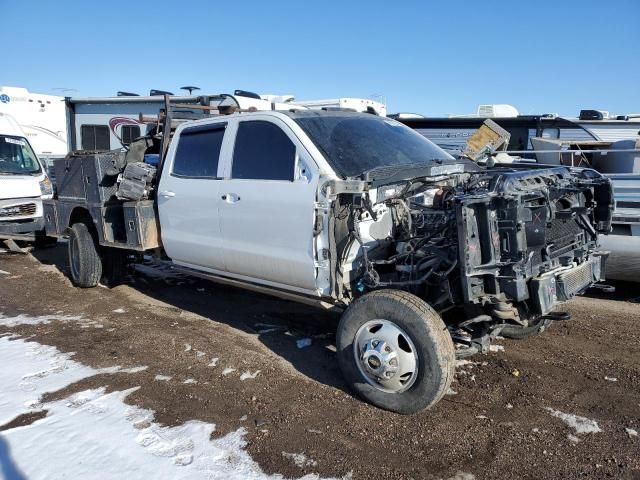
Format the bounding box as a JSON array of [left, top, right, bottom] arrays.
[[464, 119, 511, 161]]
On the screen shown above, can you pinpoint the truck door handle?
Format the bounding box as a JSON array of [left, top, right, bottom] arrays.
[[222, 193, 240, 202], [160, 190, 175, 198]]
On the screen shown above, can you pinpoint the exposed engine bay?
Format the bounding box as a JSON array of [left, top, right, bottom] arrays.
[[329, 165, 613, 354]]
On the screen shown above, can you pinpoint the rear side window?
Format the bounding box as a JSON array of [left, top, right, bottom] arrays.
[[172, 124, 225, 178], [232, 121, 295, 181], [81, 125, 110, 150], [121, 125, 141, 145]]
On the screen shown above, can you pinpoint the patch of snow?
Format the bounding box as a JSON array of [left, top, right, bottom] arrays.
[[604, 376, 617, 382], [0, 336, 339, 479], [455, 360, 477, 368], [0, 337, 97, 425], [183, 379, 197, 384], [196, 351, 205, 358], [258, 327, 283, 334], [184, 344, 192, 352], [296, 338, 312, 349], [544, 407, 602, 434], [282, 452, 318, 468], [222, 368, 236, 376], [113, 308, 126, 314], [0, 269, 10, 275], [506, 403, 513, 409], [488, 345, 504, 352], [240, 370, 261, 381], [208, 358, 219, 367], [120, 366, 149, 374], [567, 434, 581, 444], [446, 388, 458, 395], [0, 312, 83, 327], [155, 375, 172, 381], [475, 415, 488, 420], [626, 428, 638, 438], [446, 473, 476, 480]]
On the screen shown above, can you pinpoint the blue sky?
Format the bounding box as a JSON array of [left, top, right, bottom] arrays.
[[2, 0, 638, 116]]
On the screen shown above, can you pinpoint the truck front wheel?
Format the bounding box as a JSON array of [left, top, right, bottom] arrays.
[[337, 290, 455, 414], [68, 222, 102, 288]]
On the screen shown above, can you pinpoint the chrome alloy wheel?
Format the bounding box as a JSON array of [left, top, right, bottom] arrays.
[[353, 319, 419, 393]]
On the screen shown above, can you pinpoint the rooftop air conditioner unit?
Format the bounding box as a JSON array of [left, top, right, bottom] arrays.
[[477, 104, 519, 118]]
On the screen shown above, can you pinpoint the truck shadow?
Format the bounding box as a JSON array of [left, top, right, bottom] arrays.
[[31, 244, 349, 394], [0, 435, 26, 480]]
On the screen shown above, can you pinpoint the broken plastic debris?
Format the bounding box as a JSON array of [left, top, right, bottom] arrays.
[[626, 428, 638, 438], [296, 338, 312, 349], [183, 344, 192, 352]]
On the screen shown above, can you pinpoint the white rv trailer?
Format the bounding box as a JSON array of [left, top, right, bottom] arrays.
[[65, 90, 386, 152], [435, 104, 640, 143], [65, 92, 303, 152], [0, 86, 67, 158]]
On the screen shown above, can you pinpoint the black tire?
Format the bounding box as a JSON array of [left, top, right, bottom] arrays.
[[500, 318, 552, 340], [68, 222, 102, 288], [101, 248, 129, 286], [337, 289, 455, 414]]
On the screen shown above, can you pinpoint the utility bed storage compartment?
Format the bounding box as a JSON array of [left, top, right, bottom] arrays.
[[55, 151, 125, 203], [123, 201, 161, 250]]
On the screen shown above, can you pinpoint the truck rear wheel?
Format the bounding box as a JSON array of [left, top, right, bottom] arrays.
[[337, 289, 455, 414], [68, 222, 102, 288]]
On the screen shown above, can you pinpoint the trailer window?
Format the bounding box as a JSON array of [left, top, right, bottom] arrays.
[[172, 125, 225, 178], [232, 121, 295, 181], [121, 125, 141, 145], [81, 125, 110, 150]]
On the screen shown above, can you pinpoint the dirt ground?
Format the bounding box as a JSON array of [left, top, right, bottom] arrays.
[[1, 244, 639, 480]]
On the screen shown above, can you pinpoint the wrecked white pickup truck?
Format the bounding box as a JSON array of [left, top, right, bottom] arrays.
[[44, 99, 614, 413]]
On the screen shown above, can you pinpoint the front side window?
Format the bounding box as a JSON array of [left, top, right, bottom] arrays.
[[172, 124, 225, 178], [232, 121, 296, 181], [0, 136, 41, 174], [81, 125, 110, 150]]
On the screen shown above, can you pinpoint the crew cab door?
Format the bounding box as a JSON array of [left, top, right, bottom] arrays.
[[157, 122, 228, 270], [216, 117, 319, 291]]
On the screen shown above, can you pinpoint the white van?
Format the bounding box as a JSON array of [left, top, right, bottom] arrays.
[[0, 112, 53, 244]]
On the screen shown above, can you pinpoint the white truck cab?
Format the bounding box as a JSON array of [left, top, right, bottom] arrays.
[[0, 113, 53, 244]]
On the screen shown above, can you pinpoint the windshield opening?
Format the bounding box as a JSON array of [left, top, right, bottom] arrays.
[[0, 135, 42, 175], [291, 113, 460, 178]]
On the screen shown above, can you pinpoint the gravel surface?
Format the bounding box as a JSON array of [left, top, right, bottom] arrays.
[[1, 245, 639, 479]]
